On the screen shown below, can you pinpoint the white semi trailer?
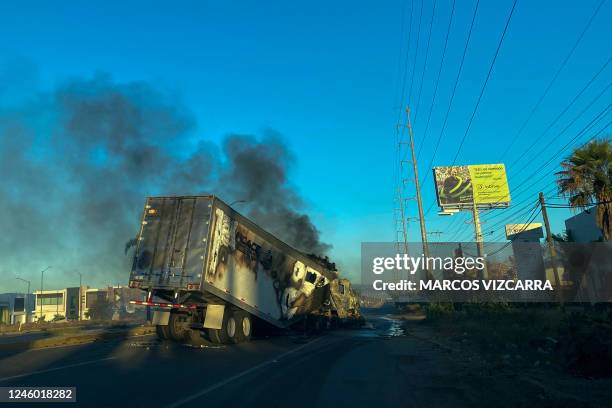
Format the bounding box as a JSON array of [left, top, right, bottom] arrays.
[[128, 195, 357, 344]]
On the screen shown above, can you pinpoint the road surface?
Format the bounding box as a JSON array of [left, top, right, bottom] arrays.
[[0, 308, 542, 407]]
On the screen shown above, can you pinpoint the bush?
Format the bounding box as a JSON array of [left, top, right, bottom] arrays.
[[426, 302, 456, 319], [556, 310, 612, 378]]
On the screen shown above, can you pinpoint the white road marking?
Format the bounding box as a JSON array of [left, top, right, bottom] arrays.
[[0, 356, 117, 382], [166, 337, 326, 408]]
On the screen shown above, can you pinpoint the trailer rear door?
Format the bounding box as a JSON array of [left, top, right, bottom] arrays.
[[130, 196, 212, 290]]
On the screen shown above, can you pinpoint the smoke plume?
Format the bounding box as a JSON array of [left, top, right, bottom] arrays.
[[0, 73, 329, 290]]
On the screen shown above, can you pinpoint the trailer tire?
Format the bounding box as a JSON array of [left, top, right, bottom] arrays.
[[232, 311, 252, 343], [208, 309, 236, 344], [167, 311, 189, 341], [226, 312, 241, 343], [185, 329, 207, 346], [156, 324, 170, 340], [207, 328, 222, 344]]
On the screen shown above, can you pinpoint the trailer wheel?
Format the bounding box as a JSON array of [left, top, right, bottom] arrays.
[[226, 313, 238, 342], [167, 311, 189, 341], [156, 324, 170, 340], [239, 312, 252, 342], [208, 309, 236, 344], [185, 329, 207, 346], [229, 311, 251, 343], [207, 328, 222, 344]]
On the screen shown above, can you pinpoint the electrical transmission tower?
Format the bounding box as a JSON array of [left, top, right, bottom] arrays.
[[395, 106, 431, 279]]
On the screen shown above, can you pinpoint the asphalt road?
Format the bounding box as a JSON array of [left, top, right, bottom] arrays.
[[0, 309, 538, 408]]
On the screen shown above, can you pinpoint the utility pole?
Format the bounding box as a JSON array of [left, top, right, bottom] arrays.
[[396, 187, 410, 256], [78, 272, 83, 321], [405, 107, 432, 279], [39, 266, 51, 322], [16, 277, 31, 323], [539, 192, 563, 303], [471, 199, 488, 279]]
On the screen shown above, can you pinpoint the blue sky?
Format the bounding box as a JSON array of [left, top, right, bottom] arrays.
[[0, 0, 610, 287]]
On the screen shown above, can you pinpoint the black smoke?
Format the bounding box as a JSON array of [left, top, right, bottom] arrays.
[[0, 73, 330, 290], [219, 134, 331, 255]]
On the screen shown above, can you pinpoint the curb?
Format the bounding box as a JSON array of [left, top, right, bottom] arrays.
[[0, 327, 155, 352]]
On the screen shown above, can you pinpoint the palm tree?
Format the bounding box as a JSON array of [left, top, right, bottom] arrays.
[[556, 138, 612, 241]]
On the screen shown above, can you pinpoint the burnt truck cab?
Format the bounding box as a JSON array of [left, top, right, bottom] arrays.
[[323, 278, 363, 327], [128, 195, 342, 344]]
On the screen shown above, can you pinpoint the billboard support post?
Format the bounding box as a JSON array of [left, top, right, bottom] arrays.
[[471, 199, 488, 279], [405, 107, 431, 279], [539, 192, 563, 303]]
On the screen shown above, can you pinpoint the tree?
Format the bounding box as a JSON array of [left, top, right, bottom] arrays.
[[556, 139, 612, 241]]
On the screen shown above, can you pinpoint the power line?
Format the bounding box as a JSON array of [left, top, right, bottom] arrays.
[[511, 85, 611, 175], [476, 121, 610, 242], [474, 93, 611, 222], [446, 212, 472, 242], [507, 59, 611, 171], [482, 197, 544, 237], [547, 200, 612, 208], [416, 0, 456, 160], [498, 0, 609, 160], [426, 0, 607, 239], [407, 0, 425, 106], [436, 113, 612, 241], [392, 0, 410, 117], [424, 25, 609, 220], [486, 206, 542, 257], [393, 0, 415, 242], [444, 116, 610, 240], [412, 0, 438, 128], [421, 0, 480, 187], [450, 0, 518, 166], [396, 0, 416, 126], [484, 110, 610, 220]]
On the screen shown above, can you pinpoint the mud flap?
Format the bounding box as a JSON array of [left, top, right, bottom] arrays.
[[204, 304, 225, 329], [152, 310, 170, 326]]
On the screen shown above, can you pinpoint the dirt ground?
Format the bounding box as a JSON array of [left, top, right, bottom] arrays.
[[399, 306, 612, 407]]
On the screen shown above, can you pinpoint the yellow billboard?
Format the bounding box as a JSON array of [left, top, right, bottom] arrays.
[[505, 223, 542, 239], [433, 163, 510, 209]]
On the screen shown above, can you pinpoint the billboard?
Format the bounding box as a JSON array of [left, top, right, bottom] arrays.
[[505, 223, 543, 239], [433, 164, 510, 209]]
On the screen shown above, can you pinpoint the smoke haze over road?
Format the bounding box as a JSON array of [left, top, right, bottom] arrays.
[[0, 72, 329, 292]]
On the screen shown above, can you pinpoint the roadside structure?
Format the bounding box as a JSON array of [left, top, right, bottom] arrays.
[[33, 287, 80, 321], [565, 209, 603, 242], [0, 293, 35, 324]]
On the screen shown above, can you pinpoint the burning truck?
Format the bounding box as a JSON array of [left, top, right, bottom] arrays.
[[128, 195, 361, 344]]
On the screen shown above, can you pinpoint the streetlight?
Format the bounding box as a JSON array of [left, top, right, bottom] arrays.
[[78, 272, 83, 321], [16, 277, 31, 323], [16, 277, 30, 294], [39, 266, 51, 322]]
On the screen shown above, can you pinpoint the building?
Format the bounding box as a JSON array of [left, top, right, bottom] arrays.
[[0, 293, 36, 325], [565, 209, 603, 242], [33, 288, 80, 322], [505, 224, 545, 281], [30, 286, 146, 322]]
